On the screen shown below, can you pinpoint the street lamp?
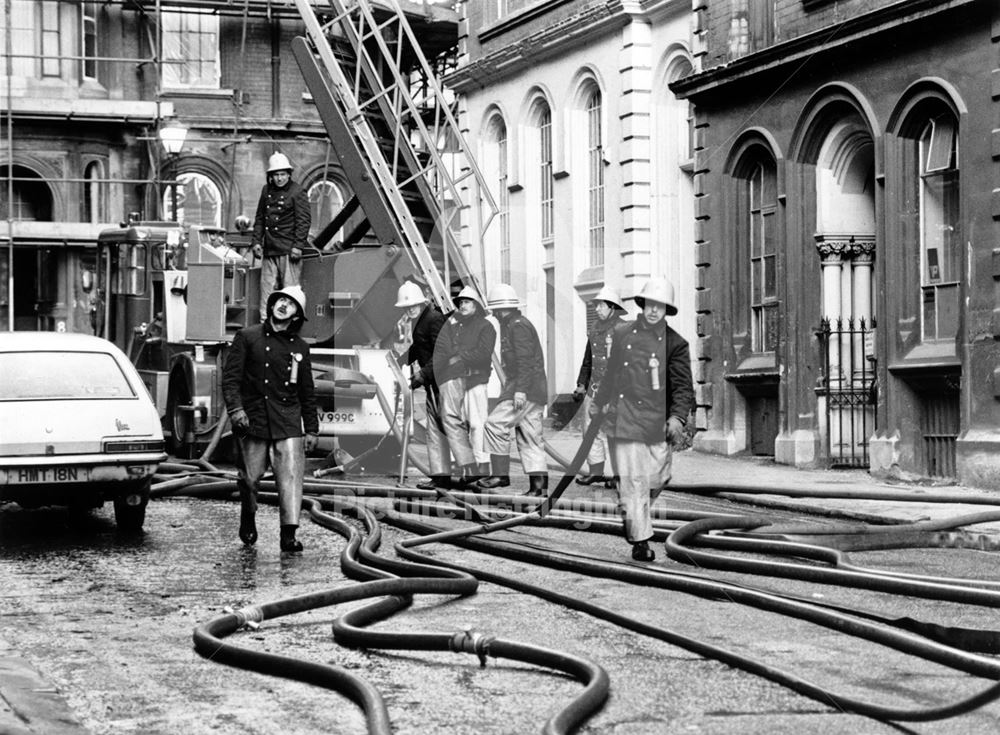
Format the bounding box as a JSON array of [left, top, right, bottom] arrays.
[[157, 120, 187, 221]]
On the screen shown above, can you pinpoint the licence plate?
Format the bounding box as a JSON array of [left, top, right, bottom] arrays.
[[318, 409, 358, 425], [4, 466, 91, 484]]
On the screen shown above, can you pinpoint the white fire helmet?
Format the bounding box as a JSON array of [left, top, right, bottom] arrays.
[[395, 281, 428, 308], [267, 152, 293, 173], [454, 285, 486, 311], [633, 277, 677, 316], [591, 286, 626, 312], [268, 284, 308, 321], [486, 283, 520, 310]]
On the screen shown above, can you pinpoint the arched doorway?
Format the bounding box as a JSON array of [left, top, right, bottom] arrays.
[[0, 165, 56, 331], [812, 114, 877, 466]]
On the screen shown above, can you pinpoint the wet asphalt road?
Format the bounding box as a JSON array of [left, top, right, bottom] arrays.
[[2, 482, 1000, 734]]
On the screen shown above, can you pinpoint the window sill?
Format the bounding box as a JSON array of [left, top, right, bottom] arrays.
[[726, 353, 780, 396], [161, 88, 233, 100]]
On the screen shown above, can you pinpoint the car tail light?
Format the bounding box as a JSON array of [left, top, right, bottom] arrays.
[[103, 439, 165, 453]]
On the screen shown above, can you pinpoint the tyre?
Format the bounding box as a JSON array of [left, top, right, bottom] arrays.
[[113, 486, 149, 534], [167, 373, 196, 459]]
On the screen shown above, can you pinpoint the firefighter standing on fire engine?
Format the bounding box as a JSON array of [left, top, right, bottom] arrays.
[[594, 277, 693, 562], [222, 285, 319, 553], [250, 152, 311, 321], [572, 286, 627, 487]]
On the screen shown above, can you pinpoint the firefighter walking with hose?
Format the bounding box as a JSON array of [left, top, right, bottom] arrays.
[[593, 277, 693, 562]]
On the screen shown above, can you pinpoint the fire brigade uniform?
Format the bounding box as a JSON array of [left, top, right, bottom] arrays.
[[479, 284, 549, 495], [251, 153, 311, 320], [222, 286, 318, 550], [595, 278, 693, 556], [399, 297, 450, 481], [432, 287, 495, 480], [574, 288, 627, 483]]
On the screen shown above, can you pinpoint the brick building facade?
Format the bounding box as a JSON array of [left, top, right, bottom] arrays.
[[0, 0, 361, 333], [672, 0, 1000, 487]]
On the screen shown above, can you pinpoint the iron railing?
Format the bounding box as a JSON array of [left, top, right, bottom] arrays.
[[816, 316, 876, 468]]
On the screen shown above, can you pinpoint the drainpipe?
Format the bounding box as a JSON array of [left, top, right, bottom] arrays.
[[271, 19, 280, 118], [5, 0, 14, 330]]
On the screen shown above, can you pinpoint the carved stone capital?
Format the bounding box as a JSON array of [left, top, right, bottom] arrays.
[[851, 239, 876, 263], [816, 240, 851, 262]]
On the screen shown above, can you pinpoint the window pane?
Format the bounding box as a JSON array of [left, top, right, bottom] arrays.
[[308, 181, 343, 240], [41, 1, 60, 77], [162, 12, 219, 88], [0, 352, 135, 400], [2, 0, 35, 76], [164, 173, 222, 226], [924, 118, 956, 173], [539, 107, 553, 241], [587, 89, 604, 266], [764, 304, 779, 352]]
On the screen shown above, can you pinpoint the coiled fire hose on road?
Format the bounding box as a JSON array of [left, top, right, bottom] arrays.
[[193, 496, 609, 735], [380, 506, 1000, 723]]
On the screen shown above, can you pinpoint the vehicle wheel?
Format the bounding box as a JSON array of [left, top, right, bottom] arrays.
[[114, 486, 149, 534], [167, 374, 196, 459]]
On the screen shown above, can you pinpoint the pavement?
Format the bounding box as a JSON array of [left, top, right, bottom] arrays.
[[544, 429, 1000, 544]]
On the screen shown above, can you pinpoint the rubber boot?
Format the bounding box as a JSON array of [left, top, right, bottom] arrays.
[[631, 540, 655, 562], [416, 475, 451, 491], [524, 473, 548, 497], [280, 524, 303, 553], [455, 463, 482, 489], [238, 506, 257, 546], [575, 461, 605, 486], [477, 454, 511, 490], [238, 481, 257, 546]]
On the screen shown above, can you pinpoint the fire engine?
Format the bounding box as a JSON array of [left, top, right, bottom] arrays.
[[93, 0, 498, 464]]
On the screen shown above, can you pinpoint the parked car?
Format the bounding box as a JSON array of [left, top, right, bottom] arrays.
[[0, 332, 166, 532]]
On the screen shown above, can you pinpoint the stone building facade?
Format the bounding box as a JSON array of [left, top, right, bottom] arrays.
[[448, 0, 697, 398], [672, 0, 1000, 488]]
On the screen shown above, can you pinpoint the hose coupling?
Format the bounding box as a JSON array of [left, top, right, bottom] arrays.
[[450, 629, 494, 668], [224, 605, 264, 630]]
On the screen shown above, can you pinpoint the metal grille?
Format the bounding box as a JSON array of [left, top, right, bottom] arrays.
[[816, 317, 876, 468], [922, 394, 959, 478]]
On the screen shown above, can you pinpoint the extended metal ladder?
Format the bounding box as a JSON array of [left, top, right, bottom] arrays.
[[291, 0, 497, 312]]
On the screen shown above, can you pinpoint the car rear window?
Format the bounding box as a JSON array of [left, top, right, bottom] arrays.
[[0, 351, 137, 400]]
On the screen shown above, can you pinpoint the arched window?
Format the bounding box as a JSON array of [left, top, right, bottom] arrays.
[[163, 172, 222, 226], [537, 102, 554, 244], [83, 160, 105, 223], [917, 115, 959, 341], [308, 180, 345, 241], [485, 114, 510, 282], [733, 152, 778, 353], [584, 87, 604, 266], [0, 165, 53, 221]]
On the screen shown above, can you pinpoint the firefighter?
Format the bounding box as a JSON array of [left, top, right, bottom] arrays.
[[250, 152, 311, 321], [393, 280, 452, 489], [432, 285, 495, 487], [572, 286, 627, 487], [222, 285, 319, 553], [593, 277, 693, 562], [478, 284, 548, 496]]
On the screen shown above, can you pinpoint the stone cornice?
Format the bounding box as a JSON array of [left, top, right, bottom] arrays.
[[670, 0, 976, 100], [447, 1, 632, 92]]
